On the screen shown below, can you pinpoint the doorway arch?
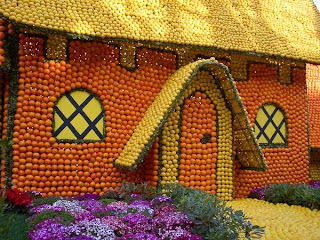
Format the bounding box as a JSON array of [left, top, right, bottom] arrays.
[[159, 71, 233, 200]]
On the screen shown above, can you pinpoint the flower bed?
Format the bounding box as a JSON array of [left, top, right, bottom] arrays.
[[0, 183, 264, 239], [27, 193, 201, 240], [248, 181, 320, 210]]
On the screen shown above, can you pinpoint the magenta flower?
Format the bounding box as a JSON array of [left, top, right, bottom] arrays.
[[106, 201, 129, 212], [120, 232, 159, 240], [29, 204, 66, 214], [127, 200, 154, 215], [101, 215, 130, 235], [68, 218, 116, 239], [153, 205, 177, 217], [160, 226, 201, 240], [53, 200, 87, 216], [151, 196, 174, 208], [27, 195, 201, 240], [152, 212, 193, 233], [28, 219, 69, 240], [121, 213, 153, 233], [76, 194, 100, 201]]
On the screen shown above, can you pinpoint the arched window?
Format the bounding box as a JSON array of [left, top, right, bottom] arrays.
[[254, 104, 287, 147], [53, 90, 105, 142]]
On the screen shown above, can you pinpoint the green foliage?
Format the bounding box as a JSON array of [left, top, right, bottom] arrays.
[[0, 139, 14, 153], [98, 198, 117, 205], [163, 184, 264, 240], [0, 138, 14, 189], [0, 139, 17, 240], [0, 190, 7, 215], [0, 213, 29, 240], [32, 196, 61, 207], [117, 182, 161, 200], [27, 210, 74, 231], [101, 189, 120, 200], [264, 183, 320, 210], [93, 210, 116, 218]]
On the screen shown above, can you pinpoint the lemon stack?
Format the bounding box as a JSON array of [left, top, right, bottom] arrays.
[[1, 0, 319, 63], [228, 199, 320, 240]]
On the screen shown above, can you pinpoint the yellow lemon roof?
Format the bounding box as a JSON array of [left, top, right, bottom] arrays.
[[1, 0, 320, 63], [115, 59, 266, 171]]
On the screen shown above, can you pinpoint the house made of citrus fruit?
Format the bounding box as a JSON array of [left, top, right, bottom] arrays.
[[0, 0, 319, 200]]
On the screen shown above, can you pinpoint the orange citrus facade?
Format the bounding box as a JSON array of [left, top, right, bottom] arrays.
[[0, 29, 311, 200], [1, 0, 319, 200]]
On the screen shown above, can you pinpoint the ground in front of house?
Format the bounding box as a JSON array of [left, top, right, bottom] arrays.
[[228, 199, 320, 240], [1, 198, 320, 239]]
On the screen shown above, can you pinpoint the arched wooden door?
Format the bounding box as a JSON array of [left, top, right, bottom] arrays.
[[179, 91, 218, 194]]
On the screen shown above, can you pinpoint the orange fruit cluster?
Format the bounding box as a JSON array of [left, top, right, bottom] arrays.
[[234, 63, 309, 198], [0, 19, 6, 67], [179, 92, 217, 193], [306, 64, 320, 148], [11, 34, 176, 197]]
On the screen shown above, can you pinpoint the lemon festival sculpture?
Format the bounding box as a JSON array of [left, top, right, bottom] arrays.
[[0, 0, 319, 201]]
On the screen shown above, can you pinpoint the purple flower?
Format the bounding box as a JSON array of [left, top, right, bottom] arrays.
[[309, 180, 320, 189], [106, 201, 129, 212], [127, 200, 153, 215], [120, 232, 159, 240], [79, 200, 108, 213], [160, 226, 200, 240], [101, 215, 130, 235], [69, 236, 96, 240], [29, 204, 66, 214], [76, 194, 100, 201], [249, 187, 265, 200], [152, 212, 193, 233], [28, 219, 69, 240], [74, 212, 97, 222], [53, 200, 87, 216], [121, 213, 151, 226], [27, 196, 198, 240], [130, 200, 151, 207], [129, 193, 143, 199], [151, 196, 174, 208], [153, 205, 177, 217], [68, 218, 116, 239], [121, 213, 153, 233]]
